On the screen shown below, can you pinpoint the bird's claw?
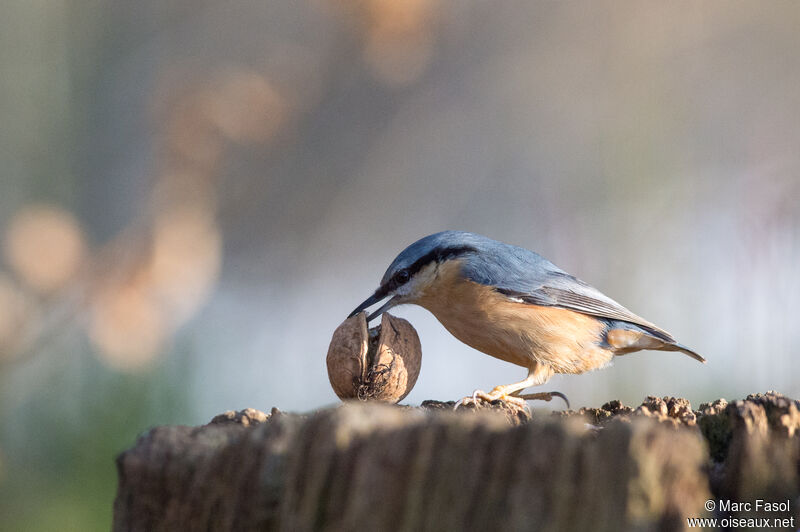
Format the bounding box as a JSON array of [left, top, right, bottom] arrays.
[[454, 389, 571, 410], [453, 391, 480, 410], [453, 389, 488, 410], [453, 389, 528, 411], [516, 390, 571, 409], [472, 389, 481, 403]]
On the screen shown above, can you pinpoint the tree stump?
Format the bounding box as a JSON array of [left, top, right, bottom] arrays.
[[113, 392, 800, 531]]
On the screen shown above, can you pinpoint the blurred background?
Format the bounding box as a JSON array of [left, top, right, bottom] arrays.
[[1, 1, 799, 529]]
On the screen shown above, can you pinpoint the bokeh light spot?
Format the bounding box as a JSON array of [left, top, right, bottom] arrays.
[[206, 71, 287, 144], [146, 206, 222, 325], [3, 205, 87, 293], [362, 0, 437, 87], [89, 280, 167, 372]]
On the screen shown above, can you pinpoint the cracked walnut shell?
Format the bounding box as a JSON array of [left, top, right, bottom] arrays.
[[326, 312, 421, 403]]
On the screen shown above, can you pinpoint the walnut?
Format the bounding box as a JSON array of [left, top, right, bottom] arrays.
[[326, 312, 421, 403]]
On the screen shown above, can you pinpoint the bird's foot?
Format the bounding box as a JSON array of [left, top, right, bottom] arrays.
[[454, 387, 528, 411], [453, 389, 570, 410], [515, 391, 571, 409]]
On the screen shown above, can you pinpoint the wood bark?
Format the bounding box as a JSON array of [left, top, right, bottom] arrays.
[[114, 393, 800, 531]]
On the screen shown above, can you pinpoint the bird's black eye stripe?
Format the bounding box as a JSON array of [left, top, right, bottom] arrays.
[[394, 270, 410, 285], [405, 245, 477, 279], [383, 245, 476, 291]]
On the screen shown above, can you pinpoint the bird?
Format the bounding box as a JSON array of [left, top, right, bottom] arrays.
[[348, 231, 704, 409]]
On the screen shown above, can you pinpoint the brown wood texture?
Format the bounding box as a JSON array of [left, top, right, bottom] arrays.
[[113, 393, 800, 532]]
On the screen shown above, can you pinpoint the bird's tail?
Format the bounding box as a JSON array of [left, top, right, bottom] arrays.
[[662, 342, 706, 363], [606, 326, 706, 363]]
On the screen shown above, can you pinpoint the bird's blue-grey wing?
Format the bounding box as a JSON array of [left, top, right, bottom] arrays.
[[460, 243, 674, 341]]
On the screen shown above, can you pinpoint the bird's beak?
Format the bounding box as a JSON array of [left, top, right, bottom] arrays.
[[348, 288, 399, 322]]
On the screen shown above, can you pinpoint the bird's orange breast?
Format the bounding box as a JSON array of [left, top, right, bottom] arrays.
[[415, 260, 613, 374]]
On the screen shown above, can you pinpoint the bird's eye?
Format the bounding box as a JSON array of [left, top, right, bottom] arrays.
[[394, 270, 410, 285]]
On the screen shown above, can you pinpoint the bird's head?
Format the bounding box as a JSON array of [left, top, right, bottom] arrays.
[[348, 231, 485, 321]]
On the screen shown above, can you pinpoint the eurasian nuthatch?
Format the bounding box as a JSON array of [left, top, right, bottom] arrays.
[[349, 231, 704, 408]]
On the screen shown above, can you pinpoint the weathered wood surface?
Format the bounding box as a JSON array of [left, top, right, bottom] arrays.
[[113, 392, 800, 531]]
